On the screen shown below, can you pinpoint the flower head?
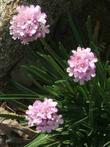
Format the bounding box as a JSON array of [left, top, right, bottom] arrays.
[[9, 5, 49, 44], [67, 47, 98, 85], [25, 98, 63, 133]]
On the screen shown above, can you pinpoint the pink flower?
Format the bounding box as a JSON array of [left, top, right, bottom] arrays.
[[25, 98, 63, 133], [67, 47, 98, 85], [9, 5, 49, 44]]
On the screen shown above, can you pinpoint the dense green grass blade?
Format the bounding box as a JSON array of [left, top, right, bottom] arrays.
[[37, 53, 67, 78], [40, 39, 66, 69], [0, 94, 39, 100], [22, 65, 53, 84], [25, 134, 50, 147], [58, 42, 68, 59], [0, 113, 25, 121], [7, 100, 27, 109], [12, 81, 38, 94]]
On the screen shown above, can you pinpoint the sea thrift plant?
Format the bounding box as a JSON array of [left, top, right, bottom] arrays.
[[25, 98, 63, 133], [67, 47, 98, 85], [9, 5, 49, 44]]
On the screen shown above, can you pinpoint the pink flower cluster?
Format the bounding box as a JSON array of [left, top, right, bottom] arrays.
[[9, 5, 49, 44], [25, 98, 63, 133], [67, 47, 98, 85]]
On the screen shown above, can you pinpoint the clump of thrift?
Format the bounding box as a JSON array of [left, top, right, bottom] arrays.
[[67, 47, 98, 85], [9, 5, 49, 44], [25, 98, 63, 133]]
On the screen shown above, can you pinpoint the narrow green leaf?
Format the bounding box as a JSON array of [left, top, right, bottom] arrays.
[[30, 66, 54, 82], [0, 94, 39, 100], [22, 65, 52, 84], [90, 41, 100, 58], [0, 113, 25, 121], [44, 86, 60, 97], [25, 134, 50, 147], [68, 13, 83, 45], [103, 141, 110, 147], [78, 86, 89, 101], [38, 53, 67, 78], [7, 100, 27, 109], [12, 81, 37, 94], [72, 116, 88, 127], [88, 96, 94, 128], [58, 42, 68, 59], [41, 39, 66, 69]]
